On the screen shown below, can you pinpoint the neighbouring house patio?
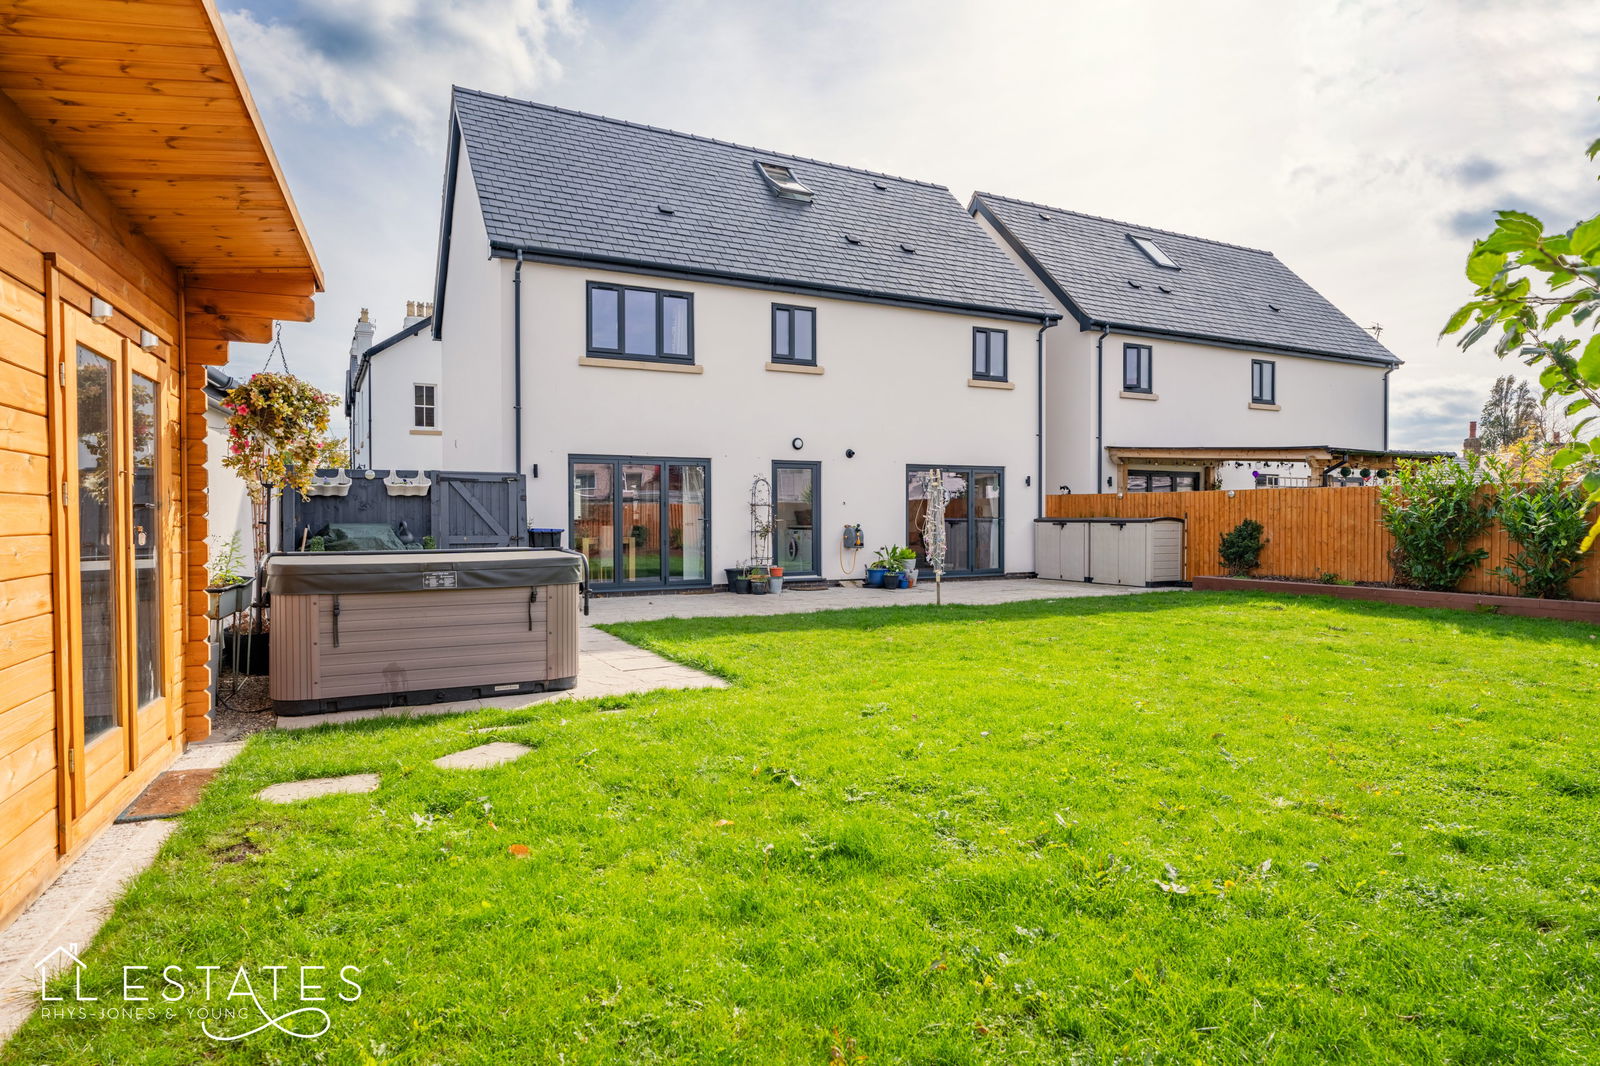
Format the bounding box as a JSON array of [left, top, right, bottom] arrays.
[[2, 590, 1595, 1064]]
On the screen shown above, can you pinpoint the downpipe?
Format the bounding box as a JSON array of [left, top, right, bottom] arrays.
[[1094, 323, 1110, 491], [512, 251, 524, 477]]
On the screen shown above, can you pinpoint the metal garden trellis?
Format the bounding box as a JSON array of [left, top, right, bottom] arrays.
[[749, 474, 775, 569]]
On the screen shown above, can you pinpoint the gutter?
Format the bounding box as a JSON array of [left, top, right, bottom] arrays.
[[1094, 323, 1110, 490], [512, 250, 524, 477]]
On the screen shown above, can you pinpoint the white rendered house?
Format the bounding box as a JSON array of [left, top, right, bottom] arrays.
[[421, 88, 1058, 589], [970, 193, 1421, 494], [346, 302, 443, 470]]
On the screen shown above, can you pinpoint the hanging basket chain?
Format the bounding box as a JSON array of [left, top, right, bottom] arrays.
[[262, 321, 291, 375]]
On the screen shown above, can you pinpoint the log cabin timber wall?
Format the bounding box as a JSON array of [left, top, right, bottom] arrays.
[[0, 0, 320, 928]]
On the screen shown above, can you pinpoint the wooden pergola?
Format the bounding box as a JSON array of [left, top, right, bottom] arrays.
[[1104, 446, 1452, 490]]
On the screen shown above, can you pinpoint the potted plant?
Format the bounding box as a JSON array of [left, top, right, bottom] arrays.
[[220, 371, 338, 559], [868, 546, 900, 588], [893, 546, 919, 587], [770, 565, 783, 595], [748, 565, 771, 594], [204, 533, 252, 619]]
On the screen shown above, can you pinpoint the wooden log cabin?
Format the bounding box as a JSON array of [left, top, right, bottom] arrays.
[[0, 0, 320, 925]]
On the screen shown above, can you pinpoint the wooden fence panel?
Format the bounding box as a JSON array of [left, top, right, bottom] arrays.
[[1045, 487, 1600, 601]]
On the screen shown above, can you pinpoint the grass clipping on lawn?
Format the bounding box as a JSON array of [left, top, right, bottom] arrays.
[[9, 592, 1598, 1065]]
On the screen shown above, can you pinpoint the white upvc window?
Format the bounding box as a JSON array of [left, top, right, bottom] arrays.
[[413, 383, 436, 428]]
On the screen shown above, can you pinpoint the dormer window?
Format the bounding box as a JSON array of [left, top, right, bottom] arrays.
[[756, 161, 813, 201], [1129, 235, 1178, 269]]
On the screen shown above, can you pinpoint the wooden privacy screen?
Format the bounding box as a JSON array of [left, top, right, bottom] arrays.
[[1045, 486, 1600, 601]]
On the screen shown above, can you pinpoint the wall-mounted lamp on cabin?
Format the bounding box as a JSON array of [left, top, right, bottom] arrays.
[[90, 297, 114, 323], [139, 329, 160, 351]]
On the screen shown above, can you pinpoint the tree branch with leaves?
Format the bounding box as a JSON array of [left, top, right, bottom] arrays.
[[1442, 130, 1600, 548]]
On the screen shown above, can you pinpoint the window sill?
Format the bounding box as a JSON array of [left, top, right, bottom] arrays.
[[968, 378, 1014, 390], [1248, 402, 1281, 411], [410, 428, 442, 436], [579, 356, 703, 374], [1120, 390, 1158, 401], [767, 361, 823, 375]]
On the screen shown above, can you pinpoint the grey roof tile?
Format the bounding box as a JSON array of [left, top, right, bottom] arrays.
[[972, 192, 1398, 365], [451, 89, 1054, 319]]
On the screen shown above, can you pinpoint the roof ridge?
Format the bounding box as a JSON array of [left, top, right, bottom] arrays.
[[452, 86, 949, 191], [973, 191, 1274, 256]]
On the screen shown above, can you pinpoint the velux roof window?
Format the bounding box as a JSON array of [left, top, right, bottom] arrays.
[[756, 161, 814, 202], [1129, 234, 1178, 269]]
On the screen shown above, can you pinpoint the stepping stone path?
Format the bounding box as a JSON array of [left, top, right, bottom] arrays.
[[433, 742, 532, 770], [256, 773, 380, 804]]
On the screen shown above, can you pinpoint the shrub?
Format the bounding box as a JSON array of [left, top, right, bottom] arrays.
[[1218, 519, 1265, 576], [1378, 457, 1494, 591], [1492, 475, 1591, 598]]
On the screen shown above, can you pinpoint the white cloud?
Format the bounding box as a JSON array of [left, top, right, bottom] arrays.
[[226, 0, 581, 134]]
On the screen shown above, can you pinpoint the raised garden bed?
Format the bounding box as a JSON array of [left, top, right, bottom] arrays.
[[1193, 575, 1600, 623]]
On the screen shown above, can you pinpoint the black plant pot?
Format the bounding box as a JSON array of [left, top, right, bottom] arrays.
[[222, 629, 270, 675]]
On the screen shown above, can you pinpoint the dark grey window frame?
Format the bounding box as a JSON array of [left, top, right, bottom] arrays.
[[1251, 358, 1276, 404], [585, 281, 695, 364], [412, 383, 436, 428], [905, 464, 1005, 576], [1127, 469, 1200, 493], [972, 328, 1008, 382], [772, 460, 821, 577], [567, 453, 713, 591], [771, 304, 817, 365], [1123, 343, 1153, 393]]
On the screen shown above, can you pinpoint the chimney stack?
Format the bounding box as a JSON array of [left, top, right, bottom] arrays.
[[349, 307, 376, 359], [402, 300, 434, 329], [1462, 420, 1482, 454]]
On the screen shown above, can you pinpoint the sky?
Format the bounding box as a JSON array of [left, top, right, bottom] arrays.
[[217, 0, 1600, 451]]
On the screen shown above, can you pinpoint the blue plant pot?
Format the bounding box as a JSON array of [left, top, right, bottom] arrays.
[[866, 567, 885, 588]]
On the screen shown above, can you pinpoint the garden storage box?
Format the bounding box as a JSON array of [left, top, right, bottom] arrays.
[[1034, 518, 1184, 586], [264, 548, 581, 716]]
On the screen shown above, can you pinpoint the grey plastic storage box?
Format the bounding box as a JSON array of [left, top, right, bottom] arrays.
[[1034, 518, 1184, 586], [264, 548, 582, 716]]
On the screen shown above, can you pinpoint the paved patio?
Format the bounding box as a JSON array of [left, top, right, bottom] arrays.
[[588, 576, 1162, 623]]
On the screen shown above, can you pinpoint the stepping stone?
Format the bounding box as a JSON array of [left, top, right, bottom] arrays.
[[256, 774, 380, 804], [432, 742, 532, 770]]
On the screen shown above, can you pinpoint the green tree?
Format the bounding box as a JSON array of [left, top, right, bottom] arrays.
[[1443, 130, 1600, 548], [1479, 374, 1541, 450]]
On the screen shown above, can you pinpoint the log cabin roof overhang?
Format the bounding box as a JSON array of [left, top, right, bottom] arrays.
[[0, 0, 321, 362]]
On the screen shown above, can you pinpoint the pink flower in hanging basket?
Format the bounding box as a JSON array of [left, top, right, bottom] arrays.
[[1251, 470, 1261, 479]]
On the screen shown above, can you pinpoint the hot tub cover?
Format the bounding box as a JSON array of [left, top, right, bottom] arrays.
[[265, 548, 582, 596]]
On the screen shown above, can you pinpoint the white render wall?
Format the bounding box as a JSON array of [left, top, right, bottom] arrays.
[[436, 253, 1046, 581], [350, 329, 444, 471], [1047, 329, 1389, 494]]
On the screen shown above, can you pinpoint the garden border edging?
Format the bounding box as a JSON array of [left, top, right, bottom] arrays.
[[1192, 576, 1600, 623]]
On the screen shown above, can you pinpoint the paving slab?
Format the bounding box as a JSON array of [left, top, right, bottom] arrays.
[[432, 742, 532, 770], [256, 773, 380, 804]]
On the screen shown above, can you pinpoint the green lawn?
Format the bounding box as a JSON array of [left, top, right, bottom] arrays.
[[7, 592, 1598, 1064]]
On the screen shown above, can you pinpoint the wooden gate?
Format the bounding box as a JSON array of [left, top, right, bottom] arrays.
[[430, 472, 526, 548]]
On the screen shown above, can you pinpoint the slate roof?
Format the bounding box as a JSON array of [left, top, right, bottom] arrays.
[[971, 193, 1398, 365], [448, 88, 1055, 320]]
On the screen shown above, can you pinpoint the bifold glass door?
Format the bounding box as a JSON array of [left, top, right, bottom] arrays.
[[906, 466, 1004, 575], [571, 456, 710, 587]]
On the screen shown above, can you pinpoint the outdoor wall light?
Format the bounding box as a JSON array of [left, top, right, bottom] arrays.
[[1226, 490, 1236, 498], [1024, 475, 1031, 487], [1105, 476, 1113, 487], [89, 297, 114, 323], [364, 469, 376, 480], [791, 437, 804, 450], [530, 464, 539, 478], [845, 448, 856, 458], [139, 329, 160, 351]]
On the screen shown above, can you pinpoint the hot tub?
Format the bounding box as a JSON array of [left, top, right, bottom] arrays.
[[264, 548, 583, 716]]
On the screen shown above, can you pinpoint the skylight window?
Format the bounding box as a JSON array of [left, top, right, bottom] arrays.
[[756, 161, 813, 202], [1129, 235, 1179, 270]]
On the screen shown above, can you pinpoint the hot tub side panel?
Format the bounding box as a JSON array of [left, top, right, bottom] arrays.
[[544, 582, 580, 683]]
